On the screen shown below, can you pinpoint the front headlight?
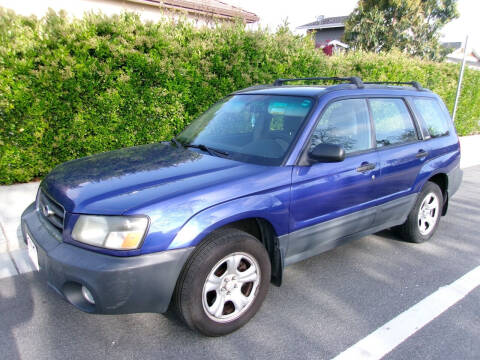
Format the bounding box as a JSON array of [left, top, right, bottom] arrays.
[[72, 215, 149, 250]]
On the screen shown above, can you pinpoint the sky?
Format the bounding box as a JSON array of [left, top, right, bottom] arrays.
[[228, 0, 479, 51]]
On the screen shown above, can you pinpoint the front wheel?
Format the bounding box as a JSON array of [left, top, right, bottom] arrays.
[[398, 181, 443, 243], [173, 229, 271, 336]]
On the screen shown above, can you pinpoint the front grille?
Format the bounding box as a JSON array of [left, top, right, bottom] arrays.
[[37, 190, 65, 235]]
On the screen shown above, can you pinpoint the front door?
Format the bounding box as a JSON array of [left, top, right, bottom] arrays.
[[287, 98, 379, 264]]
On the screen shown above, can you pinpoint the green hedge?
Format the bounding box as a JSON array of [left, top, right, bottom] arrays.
[[1, 9, 479, 184]]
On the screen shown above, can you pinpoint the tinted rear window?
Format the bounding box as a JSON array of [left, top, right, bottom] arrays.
[[413, 98, 450, 138], [370, 98, 418, 147]]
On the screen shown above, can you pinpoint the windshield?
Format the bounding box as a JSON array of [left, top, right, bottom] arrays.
[[177, 95, 314, 165]]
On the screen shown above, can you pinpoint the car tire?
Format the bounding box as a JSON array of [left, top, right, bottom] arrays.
[[173, 228, 271, 336], [398, 181, 443, 243]]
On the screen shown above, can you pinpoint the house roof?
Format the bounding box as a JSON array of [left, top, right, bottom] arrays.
[[447, 47, 480, 63], [297, 15, 349, 30], [126, 0, 259, 23]]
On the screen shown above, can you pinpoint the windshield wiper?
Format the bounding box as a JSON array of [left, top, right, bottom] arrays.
[[185, 144, 230, 158], [170, 138, 184, 148]]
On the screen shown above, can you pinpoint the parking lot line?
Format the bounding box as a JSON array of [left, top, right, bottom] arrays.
[[332, 265, 480, 360]]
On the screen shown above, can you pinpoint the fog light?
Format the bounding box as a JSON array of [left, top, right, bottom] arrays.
[[81, 285, 95, 304]]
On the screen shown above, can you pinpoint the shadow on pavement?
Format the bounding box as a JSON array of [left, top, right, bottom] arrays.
[[0, 273, 34, 360]]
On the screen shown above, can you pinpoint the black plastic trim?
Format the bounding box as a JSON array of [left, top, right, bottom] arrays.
[[21, 203, 194, 314], [363, 81, 424, 91], [447, 164, 463, 199], [280, 194, 417, 266], [273, 76, 364, 88]]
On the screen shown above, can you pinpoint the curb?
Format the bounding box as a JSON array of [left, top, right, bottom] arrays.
[[459, 134, 480, 169], [1, 181, 40, 276]]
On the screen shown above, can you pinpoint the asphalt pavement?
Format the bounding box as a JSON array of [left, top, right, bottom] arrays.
[[1, 165, 479, 360]]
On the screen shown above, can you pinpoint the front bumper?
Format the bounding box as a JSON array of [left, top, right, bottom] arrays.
[[21, 202, 194, 314]]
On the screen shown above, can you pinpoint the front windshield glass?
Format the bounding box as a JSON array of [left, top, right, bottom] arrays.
[[177, 95, 314, 165]]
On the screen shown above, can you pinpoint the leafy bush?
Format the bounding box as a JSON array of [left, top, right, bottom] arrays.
[[1, 8, 479, 184]]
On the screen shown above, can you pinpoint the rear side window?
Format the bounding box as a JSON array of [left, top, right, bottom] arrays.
[[310, 98, 372, 154], [370, 98, 417, 147], [412, 98, 450, 137]]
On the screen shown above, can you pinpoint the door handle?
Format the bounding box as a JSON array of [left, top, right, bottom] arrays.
[[356, 162, 376, 173], [416, 150, 429, 159]]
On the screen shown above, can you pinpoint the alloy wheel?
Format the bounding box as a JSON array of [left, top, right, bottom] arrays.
[[202, 252, 261, 323], [417, 192, 440, 236]]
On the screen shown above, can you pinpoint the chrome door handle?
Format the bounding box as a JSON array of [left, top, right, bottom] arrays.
[[416, 150, 429, 159], [356, 162, 376, 173]]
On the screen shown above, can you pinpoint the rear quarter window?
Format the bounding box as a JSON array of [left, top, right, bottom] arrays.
[[412, 97, 450, 138], [369, 98, 418, 147]]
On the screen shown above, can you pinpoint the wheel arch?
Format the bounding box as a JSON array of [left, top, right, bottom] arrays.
[[171, 214, 285, 287], [427, 172, 449, 215], [215, 217, 284, 287]]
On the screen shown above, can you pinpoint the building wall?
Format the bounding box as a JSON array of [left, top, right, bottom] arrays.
[[0, 0, 222, 24], [446, 59, 480, 70], [314, 28, 345, 47]]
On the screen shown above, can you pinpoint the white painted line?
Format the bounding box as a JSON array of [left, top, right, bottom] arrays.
[[0, 253, 18, 279], [10, 248, 36, 274], [332, 265, 480, 360]]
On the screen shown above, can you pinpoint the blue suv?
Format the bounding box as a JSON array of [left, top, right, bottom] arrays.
[[21, 77, 462, 336]]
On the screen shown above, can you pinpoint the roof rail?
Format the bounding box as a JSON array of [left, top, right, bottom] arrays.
[[236, 84, 272, 92], [273, 76, 364, 89], [363, 81, 424, 91]]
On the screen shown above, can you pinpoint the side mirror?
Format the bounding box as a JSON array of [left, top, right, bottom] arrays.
[[309, 143, 346, 163]]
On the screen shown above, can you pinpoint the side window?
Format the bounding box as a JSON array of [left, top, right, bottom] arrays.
[[412, 97, 450, 138], [370, 98, 418, 147], [310, 99, 372, 154]]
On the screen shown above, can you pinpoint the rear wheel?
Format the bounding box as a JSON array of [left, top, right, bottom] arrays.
[[173, 229, 271, 336], [398, 181, 443, 243]]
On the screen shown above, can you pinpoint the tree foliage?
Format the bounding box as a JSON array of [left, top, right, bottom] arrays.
[[344, 0, 459, 60]]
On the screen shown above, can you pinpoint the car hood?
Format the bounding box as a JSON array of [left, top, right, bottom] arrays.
[[41, 142, 282, 214]]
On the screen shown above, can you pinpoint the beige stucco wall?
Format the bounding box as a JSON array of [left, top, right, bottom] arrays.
[[0, 0, 217, 24]]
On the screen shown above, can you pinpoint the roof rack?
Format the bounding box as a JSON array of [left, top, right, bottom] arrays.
[[236, 84, 272, 92], [273, 76, 364, 89], [363, 81, 424, 91]]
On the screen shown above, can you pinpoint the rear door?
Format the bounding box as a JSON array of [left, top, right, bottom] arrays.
[[288, 98, 380, 263], [368, 97, 427, 225]]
